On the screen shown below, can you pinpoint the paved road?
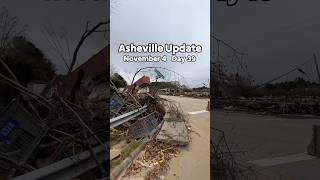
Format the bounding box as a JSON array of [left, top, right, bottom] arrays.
[[213, 110, 320, 179], [161, 96, 210, 180]]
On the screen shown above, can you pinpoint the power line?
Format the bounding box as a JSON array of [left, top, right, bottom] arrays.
[[260, 58, 314, 86], [211, 35, 247, 56]]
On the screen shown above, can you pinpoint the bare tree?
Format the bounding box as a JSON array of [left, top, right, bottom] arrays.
[[42, 22, 72, 71], [68, 21, 109, 75], [0, 6, 27, 50], [42, 20, 109, 74]]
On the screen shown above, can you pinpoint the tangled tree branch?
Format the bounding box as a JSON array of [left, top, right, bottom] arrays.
[[68, 21, 110, 74]]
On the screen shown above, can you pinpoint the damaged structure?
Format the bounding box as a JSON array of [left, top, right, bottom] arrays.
[[110, 72, 191, 180], [0, 46, 109, 179]]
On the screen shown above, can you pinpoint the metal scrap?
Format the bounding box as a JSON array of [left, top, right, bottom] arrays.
[[128, 113, 159, 139], [0, 99, 48, 177]]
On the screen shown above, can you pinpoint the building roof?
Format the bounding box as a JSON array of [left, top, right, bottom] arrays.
[[59, 46, 109, 97], [70, 45, 109, 80]]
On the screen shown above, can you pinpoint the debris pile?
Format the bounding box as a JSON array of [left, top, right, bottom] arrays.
[[159, 89, 209, 98], [0, 48, 108, 179], [211, 128, 255, 180], [214, 96, 320, 115], [110, 76, 165, 142], [110, 75, 191, 179]]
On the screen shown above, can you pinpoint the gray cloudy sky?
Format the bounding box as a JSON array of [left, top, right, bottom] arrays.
[[111, 0, 210, 88], [4, 0, 316, 85], [1, 0, 107, 74], [213, 0, 320, 84]]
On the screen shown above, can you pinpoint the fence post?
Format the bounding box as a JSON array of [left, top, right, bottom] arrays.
[[314, 125, 318, 156]]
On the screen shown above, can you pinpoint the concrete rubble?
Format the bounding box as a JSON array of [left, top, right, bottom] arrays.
[[156, 104, 191, 146], [156, 121, 190, 146]]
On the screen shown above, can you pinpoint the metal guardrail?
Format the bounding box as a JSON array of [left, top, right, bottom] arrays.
[[12, 144, 107, 180], [110, 105, 148, 129]]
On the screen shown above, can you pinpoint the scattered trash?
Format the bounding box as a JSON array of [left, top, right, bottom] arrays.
[[123, 140, 180, 180], [110, 92, 124, 114]]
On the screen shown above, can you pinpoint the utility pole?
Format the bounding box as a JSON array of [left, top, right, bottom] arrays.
[[313, 53, 320, 83]]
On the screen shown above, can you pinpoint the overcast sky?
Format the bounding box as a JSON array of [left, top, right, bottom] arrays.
[[213, 0, 320, 84], [4, 1, 318, 85], [1, 0, 107, 74], [111, 0, 210, 88]]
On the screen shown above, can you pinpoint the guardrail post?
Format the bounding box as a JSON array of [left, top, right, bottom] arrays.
[[314, 125, 318, 156]]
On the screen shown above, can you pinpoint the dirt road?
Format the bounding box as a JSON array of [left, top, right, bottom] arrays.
[[160, 95, 210, 180]]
